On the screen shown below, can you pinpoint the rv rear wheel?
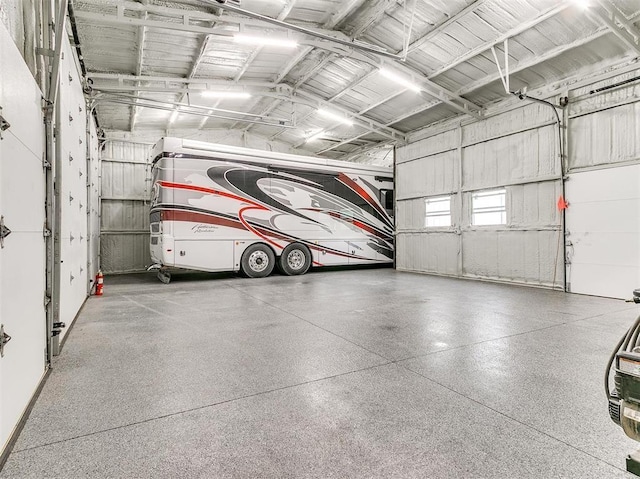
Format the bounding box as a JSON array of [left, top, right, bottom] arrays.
[[279, 243, 312, 276], [241, 243, 275, 278]]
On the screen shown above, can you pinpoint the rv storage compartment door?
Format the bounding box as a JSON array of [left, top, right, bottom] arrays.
[[174, 240, 234, 272]]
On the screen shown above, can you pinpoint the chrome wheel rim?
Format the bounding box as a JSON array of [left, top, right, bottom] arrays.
[[287, 249, 305, 270], [249, 250, 269, 272]]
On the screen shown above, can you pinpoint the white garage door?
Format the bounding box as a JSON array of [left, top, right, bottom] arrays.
[[0, 23, 47, 451], [565, 164, 640, 299]]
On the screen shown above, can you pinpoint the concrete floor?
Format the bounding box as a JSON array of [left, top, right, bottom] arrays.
[[1, 268, 639, 478]]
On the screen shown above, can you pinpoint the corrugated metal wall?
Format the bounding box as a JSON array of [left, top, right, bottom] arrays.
[[397, 102, 563, 288], [100, 141, 152, 273], [397, 64, 640, 291]]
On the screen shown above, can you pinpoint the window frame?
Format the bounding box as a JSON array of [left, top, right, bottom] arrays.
[[471, 188, 507, 226], [424, 195, 452, 228]]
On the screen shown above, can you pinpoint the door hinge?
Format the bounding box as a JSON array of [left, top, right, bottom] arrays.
[[44, 294, 51, 307], [0, 324, 11, 358], [0, 216, 11, 247], [0, 106, 11, 140]]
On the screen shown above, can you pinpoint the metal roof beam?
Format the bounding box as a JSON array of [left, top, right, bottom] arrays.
[[234, 1, 297, 82], [166, 33, 215, 131], [73, 2, 351, 41], [588, 0, 640, 55], [406, 0, 489, 55], [266, 67, 378, 140], [327, 0, 368, 28], [87, 73, 282, 89], [265, 1, 492, 144], [74, 10, 234, 37], [244, 0, 369, 134], [382, 12, 640, 129], [427, 2, 573, 79], [349, 0, 398, 38], [228, 1, 297, 130], [352, 1, 588, 133], [338, 140, 395, 162], [129, 5, 147, 132], [294, 89, 407, 142], [201, 0, 401, 60]]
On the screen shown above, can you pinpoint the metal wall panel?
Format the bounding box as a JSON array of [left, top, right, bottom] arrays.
[[396, 233, 459, 275], [463, 102, 555, 145], [397, 100, 563, 288], [100, 141, 153, 273], [462, 125, 558, 190], [568, 66, 640, 119], [569, 101, 640, 171], [397, 149, 458, 200], [462, 230, 561, 287], [101, 200, 148, 231], [508, 181, 562, 228], [101, 161, 149, 200], [397, 129, 459, 164], [396, 198, 426, 231], [100, 234, 150, 274]]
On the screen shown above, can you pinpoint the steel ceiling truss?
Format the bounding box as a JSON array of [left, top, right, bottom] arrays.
[[76, 0, 474, 145], [245, 0, 369, 135], [375, 1, 591, 134], [228, 1, 298, 131], [86, 76, 407, 142], [76, 0, 640, 158], [73, 1, 348, 40], [588, 0, 640, 55], [129, 4, 147, 131], [92, 93, 296, 128]]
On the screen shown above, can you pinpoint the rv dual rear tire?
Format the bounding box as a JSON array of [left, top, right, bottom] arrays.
[[279, 243, 312, 276], [241, 243, 275, 278]]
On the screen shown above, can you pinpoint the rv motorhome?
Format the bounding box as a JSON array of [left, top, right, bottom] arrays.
[[149, 138, 394, 283]]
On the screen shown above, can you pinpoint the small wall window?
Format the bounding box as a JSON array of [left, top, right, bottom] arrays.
[[425, 195, 451, 227], [472, 188, 506, 226]]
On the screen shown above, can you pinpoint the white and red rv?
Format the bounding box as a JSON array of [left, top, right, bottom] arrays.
[[149, 137, 394, 282]]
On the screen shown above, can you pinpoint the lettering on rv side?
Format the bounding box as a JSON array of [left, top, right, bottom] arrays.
[[191, 224, 219, 233]]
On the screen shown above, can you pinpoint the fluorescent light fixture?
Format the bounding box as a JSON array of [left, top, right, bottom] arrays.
[[234, 34, 298, 49], [379, 68, 421, 93], [201, 91, 251, 99], [317, 109, 353, 126], [169, 110, 178, 124]]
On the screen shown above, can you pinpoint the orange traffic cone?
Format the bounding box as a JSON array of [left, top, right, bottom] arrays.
[[95, 270, 104, 296]]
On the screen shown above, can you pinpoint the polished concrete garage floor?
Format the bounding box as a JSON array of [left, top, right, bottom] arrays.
[[2, 268, 639, 478]]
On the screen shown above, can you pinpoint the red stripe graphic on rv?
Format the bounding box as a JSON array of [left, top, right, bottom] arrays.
[[159, 181, 286, 250], [160, 209, 370, 263], [238, 206, 284, 251], [337, 173, 389, 221], [161, 210, 245, 230]]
